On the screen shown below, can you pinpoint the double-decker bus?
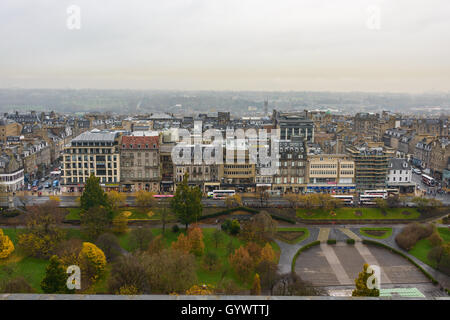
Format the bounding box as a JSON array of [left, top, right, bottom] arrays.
[[363, 189, 388, 199], [421, 174, 435, 186], [212, 190, 236, 199], [360, 194, 385, 205], [331, 195, 354, 206], [153, 194, 174, 198]]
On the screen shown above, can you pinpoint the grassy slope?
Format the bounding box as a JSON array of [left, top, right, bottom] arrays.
[[297, 207, 420, 220], [409, 227, 450, 268]]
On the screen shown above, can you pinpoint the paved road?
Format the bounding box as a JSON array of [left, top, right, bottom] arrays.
[[412, 173, 450, 204]]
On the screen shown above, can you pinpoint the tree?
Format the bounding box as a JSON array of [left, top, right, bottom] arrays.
[[108, 253, 150, 294], [374, 198, 388, 214], [135, 190, 156, 212], [159, 197, 170, 235], [95, 233, 123, 262], [171, 233, 191, 253], [128, 227, 154, 252], [203, 251, 220, 271], [78, 242, 107, 284], [80, 174, 109, 211], [250, 273, 261, 295], [241, 211, 277, 243], [107, 191, 126, 212], [211, 229, 223, 249], [146, 248, 198, 294], [428, 232, 443, 247], [41, 255, 72, 294], [255, 260, 279, 295], [18, 201, 66, 258], [0, 228, 14, 259], [284, 194, 300, 209], [112, 211, 129, 234], [225, 194, 242, 209], [273, 272, 321, 296], [188, 225, 205, 256], [171, 173, 203, 230], [229, 246, 254, 282], [352, 264, 380, 297], [260, 243, 276, 263], [147, 235, 164, 255], [55, 238, 83, 267], [80, 206, 112, 240]]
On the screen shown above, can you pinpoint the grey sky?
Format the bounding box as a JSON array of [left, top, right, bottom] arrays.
[[1, 0, 449, 92]]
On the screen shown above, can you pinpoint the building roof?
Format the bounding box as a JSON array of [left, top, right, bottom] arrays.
[[72, 130, 119, 142], [389, 158, 411, 170], [121, 135, 159, 149]]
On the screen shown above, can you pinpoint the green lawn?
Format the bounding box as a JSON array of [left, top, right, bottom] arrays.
[[409, 227, 450, 268], [276, 227, 310, 244], [65, 207, 175, 221], [296, 207, 420, 220], [360, 227, 393, 239], [0, 228, 49, 293]]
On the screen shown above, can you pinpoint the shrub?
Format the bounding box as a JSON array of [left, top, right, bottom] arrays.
[[128, 227, 154, 252], [428, 232, 443, 247], [78, 242, 107, 283], [95, 233, 122, 262], [0, 229, 15, 259], [327, 239, 336, 245], [347, 238, 355, 245], [172, 224, 180, 233], [395, 223, 434, 251], [229, 219, 241, 235], [0, 277, 35, 293]]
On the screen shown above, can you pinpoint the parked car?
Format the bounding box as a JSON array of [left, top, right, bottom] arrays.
[[413, 168, 422, 174]]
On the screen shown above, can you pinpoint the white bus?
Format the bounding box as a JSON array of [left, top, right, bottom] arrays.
[[212, 190, 236, 199], [360, 194, 385, 205], [421, 174, 435, 186], [331, 195, 354, 205], [363, 189, 388, 199]]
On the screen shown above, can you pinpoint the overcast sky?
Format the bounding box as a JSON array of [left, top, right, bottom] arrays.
[[1, 0, 449, 92]]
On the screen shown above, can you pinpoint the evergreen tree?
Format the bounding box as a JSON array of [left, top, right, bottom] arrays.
[[352, 264, 380, 297], [41, 255, 72, 294], [80, 174, 109, 211], [171, 173, 203, 230]]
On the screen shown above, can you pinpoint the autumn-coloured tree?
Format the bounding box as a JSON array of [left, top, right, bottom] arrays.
[[352, 264, 380, 297], [148, 235, 164, 255], [135, 190, 156, 212], [118, 284, 141, 295], [245, 242, 262, 265], [54, 238, 83, 267], [225, 194, 242, 208], [188, 225, 205, 256], [185, 284, 214, 295], [428, 232, 443, 247], [18, 201, 66, 258], [0, 228, 14, 259], [284, 193, 300, 208], [250, 273, 261, 295], [78, 242, 107, 283], [107, 191, 126, 212], [229, 246, 254, 282], [260, 243, 276, 263], [171, 233, 191, 253]]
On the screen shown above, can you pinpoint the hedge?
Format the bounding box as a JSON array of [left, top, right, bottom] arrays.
[[291, 241, 321, 272], [197, 206, 259, 220], [327, 239, 337, 245], [362, 239, 439, 285], [347, 238, 355, 245]]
